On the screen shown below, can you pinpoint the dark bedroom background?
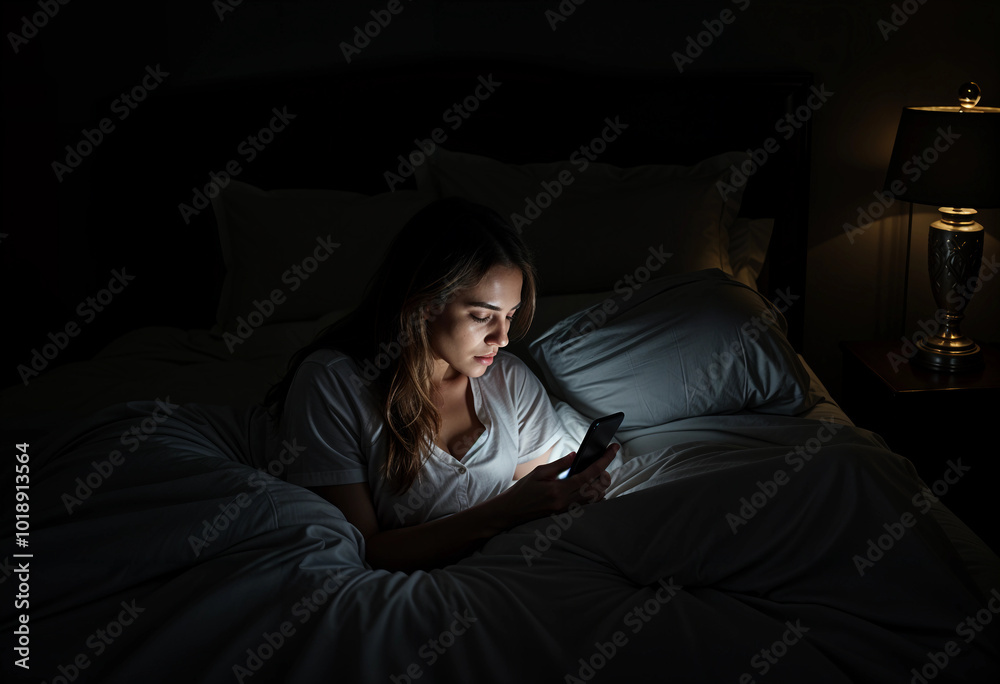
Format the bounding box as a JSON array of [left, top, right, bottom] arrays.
[[2, 0, 998, 402]]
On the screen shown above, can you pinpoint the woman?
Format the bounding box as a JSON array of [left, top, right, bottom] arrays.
[[263, 197, 617, 572]]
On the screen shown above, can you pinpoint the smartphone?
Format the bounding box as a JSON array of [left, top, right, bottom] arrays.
[[557, 412, 625, 480]]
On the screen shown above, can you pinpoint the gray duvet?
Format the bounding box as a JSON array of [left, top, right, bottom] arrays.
[[4, 400, 999, 683]]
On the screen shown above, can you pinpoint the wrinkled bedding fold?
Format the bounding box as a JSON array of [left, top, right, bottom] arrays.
[[4, 400, 998, 682]]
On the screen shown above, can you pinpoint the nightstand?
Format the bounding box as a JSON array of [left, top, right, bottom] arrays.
[[839, 340, 1000, 553]]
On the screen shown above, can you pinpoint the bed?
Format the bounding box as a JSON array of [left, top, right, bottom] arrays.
[[3, 60, 998, 683]]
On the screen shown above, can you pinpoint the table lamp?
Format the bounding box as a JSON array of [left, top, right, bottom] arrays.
[[883, 82, 1000, 372]]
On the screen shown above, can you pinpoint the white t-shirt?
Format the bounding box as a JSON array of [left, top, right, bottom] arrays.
[[277, 348, 565, 530]]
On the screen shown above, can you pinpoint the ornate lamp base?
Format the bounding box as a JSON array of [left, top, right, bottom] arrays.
[[912, 338, 983, 372], [909, 207, 985, 373]]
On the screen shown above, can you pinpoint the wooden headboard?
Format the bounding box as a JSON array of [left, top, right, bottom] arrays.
[[89, 59, 812, 349]]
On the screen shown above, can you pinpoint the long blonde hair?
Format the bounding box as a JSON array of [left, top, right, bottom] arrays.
[[265, 198, 538, 493]]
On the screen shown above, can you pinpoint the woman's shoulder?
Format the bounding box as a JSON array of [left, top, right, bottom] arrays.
[[478, 352, 555, 420], [299, 347, 357, 370], [294, 348, 370, 391], [484, 350, 540, 386], [492, 349, 527, 370], [291, 348, 383, 408]]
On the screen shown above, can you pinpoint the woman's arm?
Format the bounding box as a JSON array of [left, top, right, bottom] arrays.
[[313, 480, 511, 572], [513, 445, 555, 480], [311, 445, 617, 572]]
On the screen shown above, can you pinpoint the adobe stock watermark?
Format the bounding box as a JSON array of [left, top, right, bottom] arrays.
[[519, 478, 605, 567], [843, 125, 962, 245], [0, 555, 21, 585], [519, 502, 584, 567], [509, 115, 629, 233], [565, 577, 681, 683], [737, 619, 811, 683], [340, 0, 417, 64], [17, 268, 136, 386], [885, 253, 998, 371], [725, 418, 847, 534], [384, 74, 503, 191], [393, 438, 477, 525], [187, 439, 306, 557], [7, 0, 72, 54], [222, 236, 340, 353], [213, 0, 244, 21], [672, 0, 751, 73], [877, 0, 928, 41], [852, 458, 970, 577], [907, 587, 1000, 684], [177, 106, 296, 224], [51, 64, 169, 182], [59, 397, 179, 514], [38, 599, 145, 683], [567, 246, 674, 338], [11, 559, 30, 670], [232, 569, 350, 683], [544, 0, 586, 31], [390, 608, 479, 683], [717, 83, 834, 202], [347, 290, 460, 392], [393, 478, 438, 526], [688, 288, 799, 395], [188, 473, 270, 558], [189, 434, 308, 558]]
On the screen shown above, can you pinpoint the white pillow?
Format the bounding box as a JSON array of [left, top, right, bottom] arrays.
[[210, 181, 434, 336], [415, 148, 750, 295], [728, 217, 774, 289], [529, 269, 815, 429]]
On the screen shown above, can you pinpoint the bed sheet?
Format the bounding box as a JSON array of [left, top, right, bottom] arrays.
[[0, 318, 330, 434], [3, 399, 998, 683]]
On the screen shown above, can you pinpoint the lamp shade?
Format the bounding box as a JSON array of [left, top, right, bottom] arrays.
[[883, 106, 1000, 208]]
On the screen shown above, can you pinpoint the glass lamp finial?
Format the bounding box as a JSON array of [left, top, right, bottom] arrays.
[[958, 82, 981, 109]]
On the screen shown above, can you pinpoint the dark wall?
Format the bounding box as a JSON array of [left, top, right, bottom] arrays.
[[3, 0, 998, 395]]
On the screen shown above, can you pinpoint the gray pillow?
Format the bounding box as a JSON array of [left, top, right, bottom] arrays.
[[528, 269, 815, 429]]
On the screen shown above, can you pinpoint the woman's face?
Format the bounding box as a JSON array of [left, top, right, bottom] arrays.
[[426, 265, 523, 383]]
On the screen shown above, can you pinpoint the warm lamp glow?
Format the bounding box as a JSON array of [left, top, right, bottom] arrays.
[[882, 83, 1000, 372]]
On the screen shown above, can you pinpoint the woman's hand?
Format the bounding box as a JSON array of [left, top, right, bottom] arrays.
[[492, 444, 619, 529], [312, 445, 619, 572]]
